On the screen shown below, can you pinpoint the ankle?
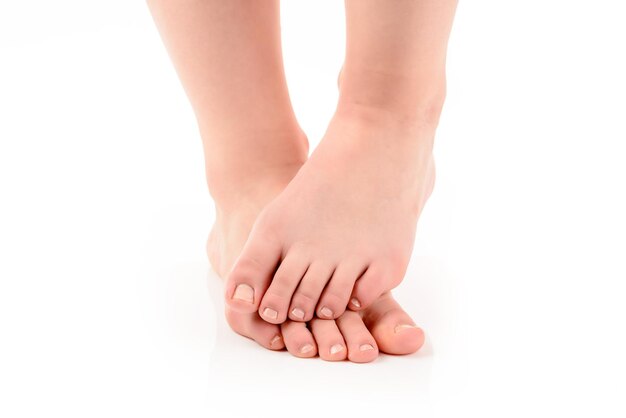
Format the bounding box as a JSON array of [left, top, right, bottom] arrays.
[[337, 68, 446, 129], [205, 130, 307, 213], [330, 101, 440, 156]]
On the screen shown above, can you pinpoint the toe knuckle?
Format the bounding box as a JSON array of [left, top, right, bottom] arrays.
[[232, 257, 264, 276], [271, 273, 298, 290], [263, 289, 288, 302], [322, 290, 349, 306], [294, 291, 318, 307]]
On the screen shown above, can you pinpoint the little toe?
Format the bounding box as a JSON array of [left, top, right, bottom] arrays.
[[310, 318, 347, 361], [335, 311, 379, 363], [349, 264, 391, 312], [225, 227, 282, 313], [317, 261, 366, 320], [281, 320, 318, 358], [288, 262, 335, 322], [224, 307, 285, 351], [259, 250, 310, 324], [361, 292, 425, 355]]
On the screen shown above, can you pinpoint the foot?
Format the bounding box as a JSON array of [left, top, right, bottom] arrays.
[[208, 143, 425, 360], [280, 294, 425, 362], [225, 110, 436, 324], [207, 157, 304, 351]]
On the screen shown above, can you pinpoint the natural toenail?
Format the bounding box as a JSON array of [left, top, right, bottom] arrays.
[[232, 284, 254, 303], [300, 344, 314, 354], [291, 307, 305, 320], [350, 298, 361, 308], [394, 324, 419, 333], [270, 335, 282, 347], [330, 344, 344, 355], [320, 306, 334, 318], [263, 307, 278, 320], [359, 344, 375, 352]]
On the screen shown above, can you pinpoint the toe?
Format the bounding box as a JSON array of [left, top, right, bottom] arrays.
[[281, 320, 318, 358], [361, 293, 425, 355], [317, 261, 366, 319], [224, 307, 285, 351], [335, 311, 379, 363], [310, 318, 347, 361], [225, 226, 282, 313], [288, 262, 335, 322], [349, 264, 391, 312], [259, 250, 310, 324]]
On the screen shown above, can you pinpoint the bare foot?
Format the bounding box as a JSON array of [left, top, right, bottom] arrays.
[[281, 298, 425, 363], [207, 156, 304, 351], [208, 142, 425, 361], [225, 110, 436, 325]]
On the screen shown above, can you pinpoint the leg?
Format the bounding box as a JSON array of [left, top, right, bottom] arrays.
[[226, 0, 457, 323], [147, 0, 307, 213], [148, 0, 427, 360], [147, 0, 309, 276], [147, 0, 307, 348]]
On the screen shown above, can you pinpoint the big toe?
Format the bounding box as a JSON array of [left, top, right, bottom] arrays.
[[224, 306, 285, 351], [361, 293, 425, 355], [224, 224, 282, 313]]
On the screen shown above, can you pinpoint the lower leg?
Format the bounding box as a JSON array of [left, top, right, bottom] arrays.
[[339, 0, 457, 124], [147, 0, 307, 275], [148, 0, 440, 359], [147, 0, 307, 210]]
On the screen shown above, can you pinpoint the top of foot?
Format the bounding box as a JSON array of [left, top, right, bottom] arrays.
[[225, 112, 436, 326]]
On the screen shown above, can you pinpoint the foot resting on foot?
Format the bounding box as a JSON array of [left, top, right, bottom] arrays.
[[225, 111, 437, 325], [208, 144, 426, 362]]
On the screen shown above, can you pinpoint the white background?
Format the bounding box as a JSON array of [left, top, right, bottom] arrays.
[[1, 1, 625, 417]]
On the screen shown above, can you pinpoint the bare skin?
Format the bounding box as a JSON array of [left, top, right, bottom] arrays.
[[148, 0, 428, 362], [225, 0, 457, 324], [208, 161, 425, 362]]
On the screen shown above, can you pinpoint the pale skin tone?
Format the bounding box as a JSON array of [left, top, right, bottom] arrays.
[[147, 0, 456, 362]]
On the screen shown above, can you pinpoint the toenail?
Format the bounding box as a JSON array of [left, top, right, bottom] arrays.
[[394, 324, 419, 333], [300, 344, 314, 354], [263, 307, 278, 320], [320, 306, 334, 318], [350, 298, 361, 308], [232, 284, 254, 303], [330, 344, 344, 355], [291, 307, 305, 320], [270, 335, 282, 347], [359, 344, 375, 352]]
